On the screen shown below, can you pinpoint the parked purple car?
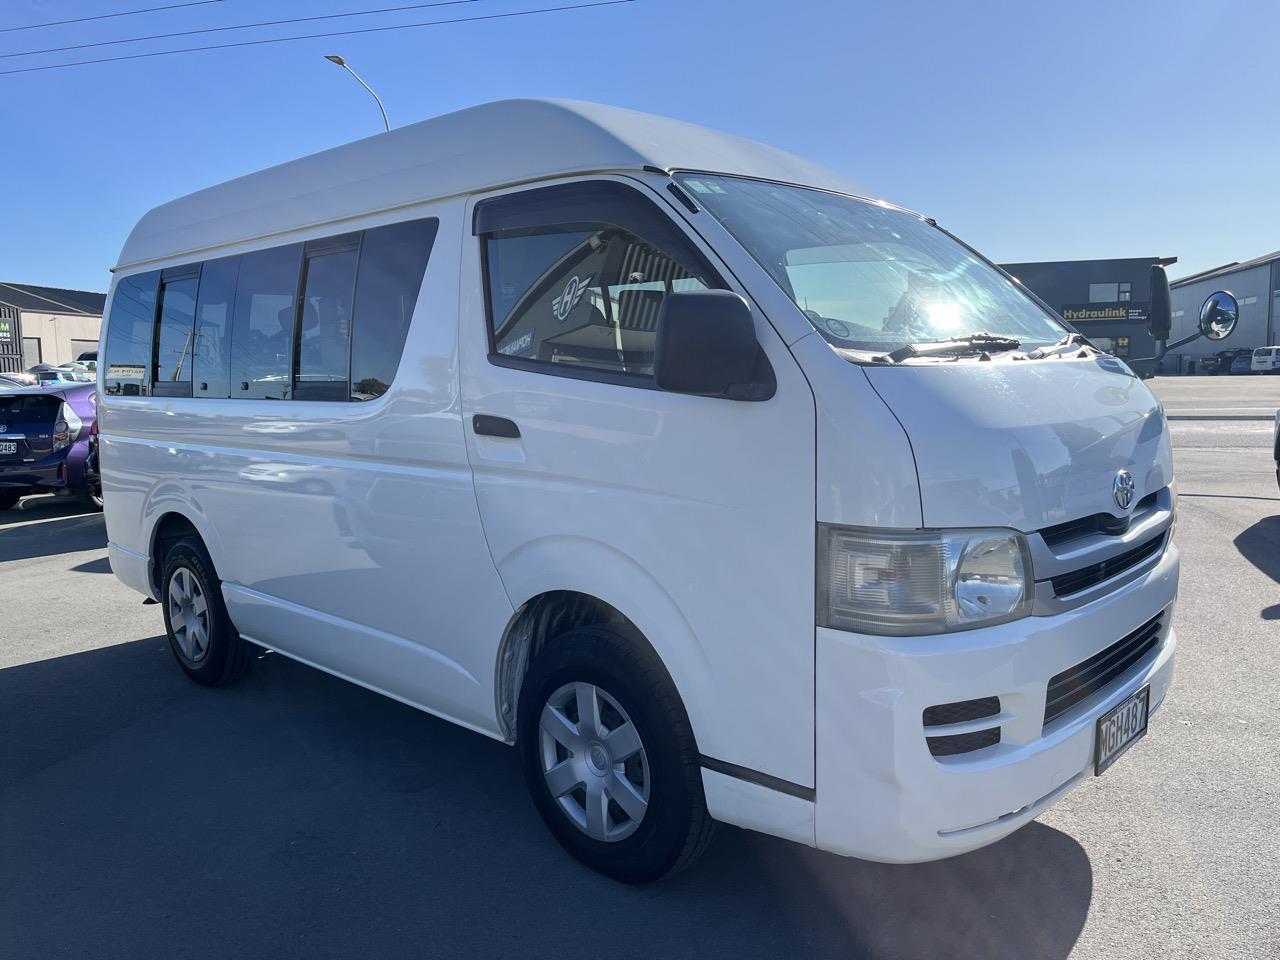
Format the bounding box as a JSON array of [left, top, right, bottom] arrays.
[[0, 382, 102, 511]]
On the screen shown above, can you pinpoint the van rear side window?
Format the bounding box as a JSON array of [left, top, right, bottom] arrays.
[[350, 217, 439, 400], [192, 256, 240, 398], [296, 234, 360, 402], [153, 268, 200, 397], [230, 243, 304, 400], [103, 270, 159, 396], [102, 216, 437, 404]]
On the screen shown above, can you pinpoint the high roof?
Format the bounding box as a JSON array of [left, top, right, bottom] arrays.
[[116, 98, 878, 272], [0, 282, 106, 316]]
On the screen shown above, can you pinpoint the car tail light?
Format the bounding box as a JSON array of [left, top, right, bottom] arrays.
[[53, 402, 83, 452]]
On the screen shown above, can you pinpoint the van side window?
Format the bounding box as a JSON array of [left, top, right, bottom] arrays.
[[229, 243, 303, 400], [192, 256, 240, 398], [350, 218, 438, 400], [105, 216, 435, 404], [295, 234, 359, 401], [103, 270, 160, 396], [152, 267, 200, 397], [477, 181, 722, 381]]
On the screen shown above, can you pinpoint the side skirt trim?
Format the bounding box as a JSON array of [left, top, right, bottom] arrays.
[[699, 754, 816, 802]]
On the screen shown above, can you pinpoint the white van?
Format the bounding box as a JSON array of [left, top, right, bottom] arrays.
[[101, 99, 1178, 882], [1251, 346, 1280, 373]]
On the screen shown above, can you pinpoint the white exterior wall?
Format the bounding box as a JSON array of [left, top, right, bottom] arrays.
[[20, 310, 102, 365], [1168, 262, 1273, 360]]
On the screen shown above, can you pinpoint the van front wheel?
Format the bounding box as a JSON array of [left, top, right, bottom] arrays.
[[517, 625, 716, 883]]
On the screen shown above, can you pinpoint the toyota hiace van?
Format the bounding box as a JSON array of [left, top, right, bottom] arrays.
[[100, 100, 1234, 882]]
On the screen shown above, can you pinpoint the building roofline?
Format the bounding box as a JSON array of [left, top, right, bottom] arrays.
[[1000, 256, 1177, 268], [0, 282, 99, 315], [1171, 249, 1280, 288]]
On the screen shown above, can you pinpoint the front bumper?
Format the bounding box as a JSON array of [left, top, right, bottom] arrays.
[[814, 542, 1179, 862]]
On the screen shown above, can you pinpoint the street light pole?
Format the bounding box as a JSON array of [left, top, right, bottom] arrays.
[[324, 54, 390, 133]]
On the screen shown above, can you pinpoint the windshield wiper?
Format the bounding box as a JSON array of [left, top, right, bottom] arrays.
[[1023, 333, 1095, 360], [884, 333, 1022, 363]]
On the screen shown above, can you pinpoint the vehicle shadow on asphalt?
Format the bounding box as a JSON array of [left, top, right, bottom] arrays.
[[0, 639, 1093, 960], [1234, 515, 1280, 619], [0, 494, 99, 526], [0, 507, 105, 563]]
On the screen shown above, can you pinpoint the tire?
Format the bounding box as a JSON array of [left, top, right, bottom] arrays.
[[517, 624, 717, 883], [0, 492, 20, 511], [77, 486, 104, 511], [160, 536, 252, 686]]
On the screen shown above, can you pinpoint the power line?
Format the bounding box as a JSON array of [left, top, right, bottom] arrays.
[[0, 0, 637, 77], [0, 1, 227, 34], [3, 0, 480, 60]]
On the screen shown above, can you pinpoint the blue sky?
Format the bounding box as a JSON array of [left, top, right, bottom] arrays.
[[1, 0, 1276, 292]]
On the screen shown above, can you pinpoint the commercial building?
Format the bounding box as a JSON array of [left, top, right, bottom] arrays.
[[1001, 257, 1177, 365], [1167, 250, 1280, 369], [0, 282, 105, 373]]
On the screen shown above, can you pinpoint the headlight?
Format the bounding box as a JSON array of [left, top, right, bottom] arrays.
[[818, 524, 1034, 636]]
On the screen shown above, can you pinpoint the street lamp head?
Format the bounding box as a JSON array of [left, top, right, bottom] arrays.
[[323, 53, 390, 133]]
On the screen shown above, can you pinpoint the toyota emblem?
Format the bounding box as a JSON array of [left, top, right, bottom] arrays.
[[1112, 469, 1136, 511]]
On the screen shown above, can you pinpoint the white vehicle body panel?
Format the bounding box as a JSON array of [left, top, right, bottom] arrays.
[[863, 358, 1172, 531], [102, 199, 515, 736], [1252, 347, 1280, 372], [458, 175, 817, 787]]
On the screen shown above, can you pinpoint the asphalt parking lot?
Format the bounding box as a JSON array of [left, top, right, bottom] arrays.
[[2, 378, 1277, 960]]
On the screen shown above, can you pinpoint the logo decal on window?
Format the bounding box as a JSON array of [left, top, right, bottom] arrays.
[[552, 274, 592, 323], [498, 329, 535, 357]]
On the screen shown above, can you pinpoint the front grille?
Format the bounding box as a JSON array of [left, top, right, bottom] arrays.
[[1051, 533, 1166, 597], [927, 728, 1001, 756], [1040, 491, 1159, 548], [923, 697, 1000, 727], [1044, 612, 1163, 726]]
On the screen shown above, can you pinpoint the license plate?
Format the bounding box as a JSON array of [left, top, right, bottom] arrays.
[[0, 442, 16, 455], [1095, 684, 1150, 775]]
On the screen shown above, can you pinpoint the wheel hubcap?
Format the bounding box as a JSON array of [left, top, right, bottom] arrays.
[[539, 681, 650, 842], [167, 567, 210, 663]]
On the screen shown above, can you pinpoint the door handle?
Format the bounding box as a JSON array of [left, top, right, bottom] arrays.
[[472, 414, 521, 439]]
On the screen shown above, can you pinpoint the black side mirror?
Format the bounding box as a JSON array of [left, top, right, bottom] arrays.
[[654, 291, 773, 400], [1199, 290, 1239, 341], [1147, 264, 1171, 341]]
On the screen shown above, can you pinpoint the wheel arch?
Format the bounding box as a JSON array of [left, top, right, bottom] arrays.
[[491, 538, 715, 749], [146, 508, 221, 596]]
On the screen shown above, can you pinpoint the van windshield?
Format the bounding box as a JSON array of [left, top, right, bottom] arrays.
[[676, 174, 1067, 353]]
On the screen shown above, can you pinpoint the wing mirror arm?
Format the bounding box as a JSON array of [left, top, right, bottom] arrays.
[[1135, 289, 1239, 366]]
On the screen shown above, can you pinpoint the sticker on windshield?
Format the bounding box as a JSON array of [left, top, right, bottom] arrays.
[[552, 275, 592, 323]]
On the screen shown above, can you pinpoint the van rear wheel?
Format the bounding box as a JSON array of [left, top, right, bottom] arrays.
[[517, 624, 716, 883], [160, 536, 252, 686]]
